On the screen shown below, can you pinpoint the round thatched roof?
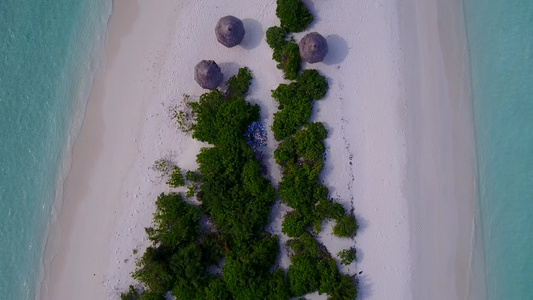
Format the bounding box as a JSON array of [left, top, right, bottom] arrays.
[[215, 15, 245, 48], [299, 32, 328, 63], [194, 60, 223, 90]]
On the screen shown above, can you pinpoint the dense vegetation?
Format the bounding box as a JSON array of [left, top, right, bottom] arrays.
[[268, 1, 360, 298], [124, 68, 292, 300], [266, 26, 301, 80], [271, 70, 328, 140]]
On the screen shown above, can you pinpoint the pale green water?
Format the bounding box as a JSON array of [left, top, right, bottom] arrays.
[[464, 0, 533, 299], [0, 1, 111, 298]]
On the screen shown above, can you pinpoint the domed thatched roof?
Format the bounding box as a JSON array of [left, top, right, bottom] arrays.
[[299, 32, 328, 63], [215, 15, 245, 48], [194, 60, 223, 90]]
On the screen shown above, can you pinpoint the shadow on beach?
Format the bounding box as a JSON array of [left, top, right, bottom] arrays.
[[324, 34, 349, 65], [241, 18, 264, 50]]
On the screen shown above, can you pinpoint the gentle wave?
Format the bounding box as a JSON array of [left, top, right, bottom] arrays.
[[0, 0, 112, 299], [464, 0, 533, 298]]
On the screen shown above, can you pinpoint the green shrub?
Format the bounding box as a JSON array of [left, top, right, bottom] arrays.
[[328, 274, 358, 300], [317, 258, 341, 295], [276, 0, 314, 32], [185, 170, 201, 182], [293, 122, 327, 161], [282, 211, 308, 237], [337, 248, 356, 265], [277, 42, 301, 80], [272, 103, 312, 140], [167, 166, 185, 187], [140, 292, 166, 300], [133, 246, 174, 295], [332, 215, 358, 238], [203, 277, 231, 300], [270, 71, 328, 140], [223, 236, 280, 299], [185, 184, 196, 198], [287, 232, 321, 258], [197, 143, 276, 241], [147, 193, 201, 248], [170, 243, 209, 300], [296, 69, 329, 100], [190, 90, 259, 145], [152, 158, 172, 175], [120, 285, 140, 300], [226, 67, 253, 99], [266, 26, 288, 50], [171, 94, 196, 133], [268, 269, 290, 300], [278, 164, 329, 211], [287, 255, 320, 297], [315, 199, 346, 221]]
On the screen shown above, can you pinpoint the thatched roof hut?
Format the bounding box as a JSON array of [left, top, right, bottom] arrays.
[[215, 16, 245, 48], [299, 32, 328, 63], [194, 60, 223, 90]]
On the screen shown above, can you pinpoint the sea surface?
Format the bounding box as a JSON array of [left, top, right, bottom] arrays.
[[463, 0, 533, 299], [0, 0, 111, 299]]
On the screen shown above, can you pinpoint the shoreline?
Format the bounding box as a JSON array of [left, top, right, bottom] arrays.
[[398, 0, 484, 299], [40, 1, 184, 299]]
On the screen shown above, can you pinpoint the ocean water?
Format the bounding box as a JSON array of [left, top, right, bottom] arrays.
[[0, 0, 111, 299], [463, 1, 533, 299]]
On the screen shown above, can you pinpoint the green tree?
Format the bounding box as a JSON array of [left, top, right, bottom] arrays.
[[147, 193, 201, 248], [226, 67, 253, 99], [266, 26, 288, 50], [318, 258, 341, 295], [204, 277, 232, 300], [282, 211, 308, 237], [328, 274, 358, 300], [185, 170, 201, 182], [296, 69, 329, 100], [120, 285, 140, 300], [337, 248, 357, 266], [332, 215, 358, 238], [276, 0, 314, 32], [133, 246, 174, 295], [268, 269, 290, 300], [287, 255, 320, 297], [167, 166, 185, 187]]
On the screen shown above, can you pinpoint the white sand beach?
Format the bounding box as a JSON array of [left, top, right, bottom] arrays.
[[40, 0, 478, 300]]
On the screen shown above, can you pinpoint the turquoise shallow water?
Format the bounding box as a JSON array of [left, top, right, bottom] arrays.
[[0, 1, 110, 298], [464, 1, 533, 299]]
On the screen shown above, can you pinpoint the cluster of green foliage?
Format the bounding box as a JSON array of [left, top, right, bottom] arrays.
[[286, 233, 358, 299], [275, 122, 353, 239], [271, 70, 328, 140], [131, 193, 226, 299], [266, 26, 301, 80], [225, 67, 253, 99], [266, 0, 314, 79], [172, 94, 194, 133], [338, 248, 357, 266], [167, 166, 185, 187], [120, 285, 140, 300], [125, 68, 294, 299], [332, 215, 358, 238], [266, 3, 360, 295], [276, 0, 314, 32], [152, 158, 172, 175], [266, 26, 288, 50]]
